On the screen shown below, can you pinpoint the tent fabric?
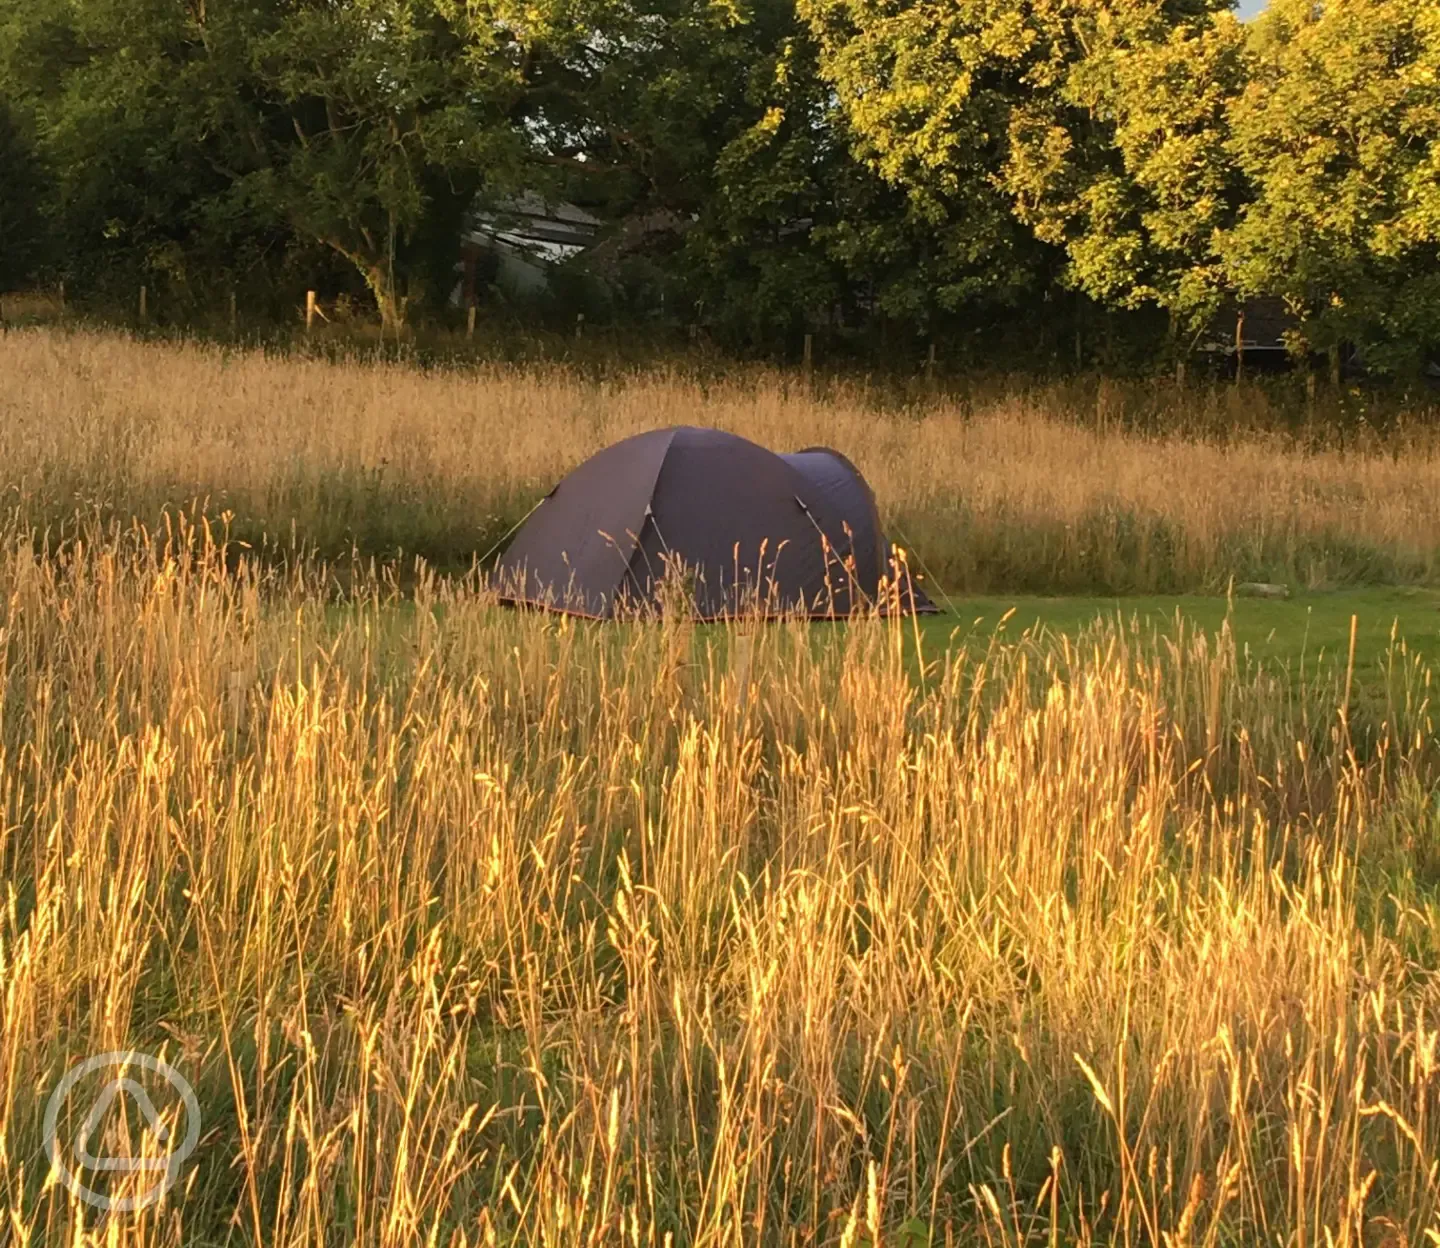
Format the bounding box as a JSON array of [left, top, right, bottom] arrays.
[[489, 430, 672, 618], [493, 426, 936, 619], [778, 447, 886, 596]]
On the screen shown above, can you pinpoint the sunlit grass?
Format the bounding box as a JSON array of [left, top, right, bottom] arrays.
[[1, 513, 1438, 1245], [3, 327, 1440, 593], [3, 331, 1440, 1245]]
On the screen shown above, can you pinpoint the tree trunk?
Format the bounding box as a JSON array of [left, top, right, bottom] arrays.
[[365, 266, 407, 335], [319, 237, 409, 335], [1168, 309, 1184, 388]]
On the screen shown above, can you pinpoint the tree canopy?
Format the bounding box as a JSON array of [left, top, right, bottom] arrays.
[[1224, 0, 1440, 372], [0, 0, 1436, 370]]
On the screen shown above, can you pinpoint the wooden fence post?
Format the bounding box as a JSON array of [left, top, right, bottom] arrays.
[[466, 304, 477, 340], [306, 290, 317, 333], [139, 285, 148, 322], [229, 290, 238, 332], [575, 312, 585, 340], [1234, 307, 1246, 385], [925, 341, 937, 390], [803, 333, 813, 377]]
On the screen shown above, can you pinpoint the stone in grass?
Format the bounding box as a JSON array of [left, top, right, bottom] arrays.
[[1234, 581, 1290, 600]]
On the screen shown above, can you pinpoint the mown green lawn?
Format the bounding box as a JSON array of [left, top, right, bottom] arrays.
[[917, 586, 1440, 673], [382, 587, 1440, 667], [350, 586, 1440, 707]]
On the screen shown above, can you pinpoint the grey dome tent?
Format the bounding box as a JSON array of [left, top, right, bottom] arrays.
[[493, 426, 935, 620]]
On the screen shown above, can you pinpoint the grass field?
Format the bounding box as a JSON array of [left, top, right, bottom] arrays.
[[939, 587, 1440, 669], [3, 328, 1440, 1247], [5, 327, 1440, 593]]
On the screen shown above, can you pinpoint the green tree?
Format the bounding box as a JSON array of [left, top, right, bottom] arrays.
[[1004, 5, 1246, 354], [506, 0, 853, 344], [239, 0, 533, 330], [0, 99, 51, 290], [1222, 0, 1440, 375], [671, 25, 850, 343], [798, 0, 1240, 350], [3, 0, 196, 298], [796, 0, 1071, 317], [0, 0, 556, 329], [539, 0, 1044, 350]]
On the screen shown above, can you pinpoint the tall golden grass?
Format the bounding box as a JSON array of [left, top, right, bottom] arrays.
[[1, 519, 1438, 1246], [3, 327, 1440, 592], [2, 329, 1439, 1246]]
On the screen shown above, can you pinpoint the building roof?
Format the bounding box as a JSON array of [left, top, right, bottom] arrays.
[[466, 193, 602, 263]]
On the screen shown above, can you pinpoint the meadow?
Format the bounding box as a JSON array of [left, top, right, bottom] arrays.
[[3, 327, 1440, 1247], [5, 328, 1440, 593]]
